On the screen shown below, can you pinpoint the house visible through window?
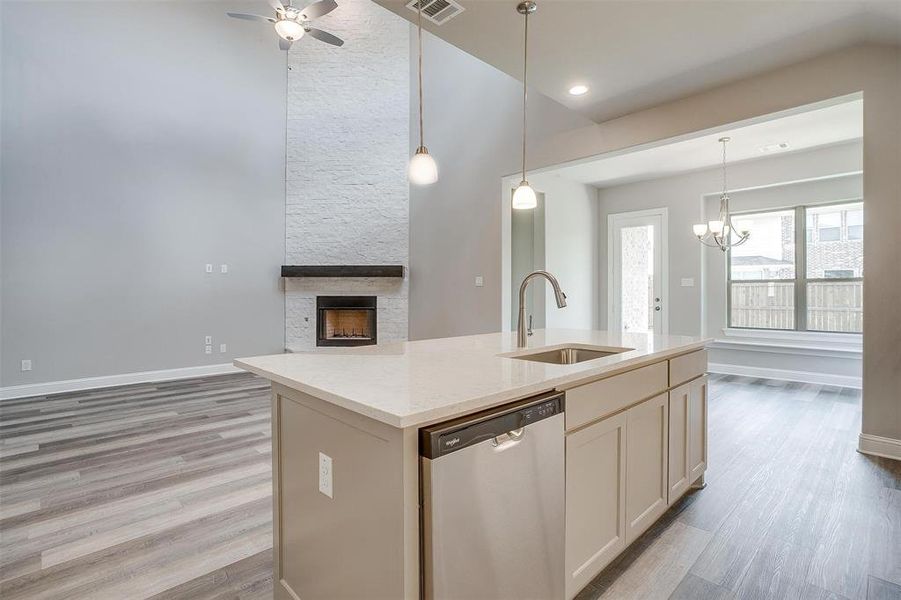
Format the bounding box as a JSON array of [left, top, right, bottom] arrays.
[[728, 201, 863, 333]]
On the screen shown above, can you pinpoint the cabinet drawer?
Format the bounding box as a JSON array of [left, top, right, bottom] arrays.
[[669, 350, 707, 387], [565, 362, 668, 431]]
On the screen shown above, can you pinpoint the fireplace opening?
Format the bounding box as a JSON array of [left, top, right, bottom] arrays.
[[317, 296, 377, 347]]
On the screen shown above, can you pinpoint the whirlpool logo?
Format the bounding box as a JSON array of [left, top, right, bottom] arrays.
[[444, 437, 461, 448]]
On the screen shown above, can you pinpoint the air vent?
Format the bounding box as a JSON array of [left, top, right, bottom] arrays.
[[406, 0, 465, 25]]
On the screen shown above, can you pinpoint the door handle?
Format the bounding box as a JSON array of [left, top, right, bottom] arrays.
[[491, 428, 525, 450]]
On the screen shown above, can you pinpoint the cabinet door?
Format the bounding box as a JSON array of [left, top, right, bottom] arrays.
[[565, 412, 627, 599], [689, 375, 708, 482], [667, 383, 691, 504], [625, 393, 668, 544]]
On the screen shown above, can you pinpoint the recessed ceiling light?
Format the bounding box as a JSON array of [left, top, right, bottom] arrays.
[[568, 84, 589, 96], [759, 142, 790, 153]]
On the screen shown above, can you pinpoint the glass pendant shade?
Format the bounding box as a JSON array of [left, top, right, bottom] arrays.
[[512, 181, 537, 210], [274, 19, 304, 41], [693, 224, 708, 237], [708, 220, 724, 234], [409, 0, 437, 185], [409, 147, 438, 186]]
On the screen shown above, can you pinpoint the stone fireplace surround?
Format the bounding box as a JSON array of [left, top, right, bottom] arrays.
[[283, 0, 410, 352]]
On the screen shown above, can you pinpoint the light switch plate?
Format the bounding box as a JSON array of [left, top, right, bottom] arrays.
[[21, 359, 32, 372], [220, 264, 228, 274], [475, 276, 484, 287], [205, 264, 213, 274], [681, 278, 695, 287], [205, 345, 212, 354], [205, 335, 212, 345], [319, 452, 333, 498], [219, 343, 227, 353]]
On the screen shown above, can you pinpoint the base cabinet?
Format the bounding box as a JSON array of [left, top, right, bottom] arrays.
[[667, 383, 691, 504], [564, 413, 627, 599], [688, 376, 708, 482], [563, 355, 708, 599], [624, 393, 668, 544]]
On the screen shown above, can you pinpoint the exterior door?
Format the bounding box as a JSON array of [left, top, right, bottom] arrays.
[[608, 209, 668, 334]]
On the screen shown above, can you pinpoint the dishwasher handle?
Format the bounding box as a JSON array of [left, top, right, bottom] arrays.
[[420, 391, 563, 459], [491, 427, 525, 450]]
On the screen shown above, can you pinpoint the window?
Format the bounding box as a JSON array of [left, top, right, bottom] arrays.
[[728, 201, 862, 333], [816, 211, 841, 241], [847, 209, 863, 240]]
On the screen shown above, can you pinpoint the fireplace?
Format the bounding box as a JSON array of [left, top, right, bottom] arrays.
[[317, 296, 377, 347]]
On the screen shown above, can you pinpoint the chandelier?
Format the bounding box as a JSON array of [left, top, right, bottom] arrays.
[[693, 137, 751, 251]]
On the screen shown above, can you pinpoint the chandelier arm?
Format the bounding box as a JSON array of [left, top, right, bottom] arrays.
[[697, 239, 724, 248]]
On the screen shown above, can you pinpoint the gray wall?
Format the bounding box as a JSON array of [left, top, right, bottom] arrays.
[[408, 32, 592, 341], [528, 43, 901, 444], [1, 1, 286, 387], [529, 173, 599, 330], [596, 140, 863, 336], [595, 141, 863, 382]]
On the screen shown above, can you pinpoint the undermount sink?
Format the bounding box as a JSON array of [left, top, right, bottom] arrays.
[[507, 345, 633, 365]]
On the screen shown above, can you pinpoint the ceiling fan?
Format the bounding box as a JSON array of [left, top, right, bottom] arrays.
[[227, 0, 344, 51]]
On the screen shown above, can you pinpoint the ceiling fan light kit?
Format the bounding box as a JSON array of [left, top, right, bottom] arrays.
[[227, 0, 343, 50], [274, 19, 305, 41]]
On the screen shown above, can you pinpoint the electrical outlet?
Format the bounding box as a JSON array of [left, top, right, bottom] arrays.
[[205, 264, 213, 274], [205, 345, 212, 354], [205, 335, 212, 345], [219, 343, 227, 353], [319, 452, 333, 498], [475, 276, 484, 287], [21, 359, 32, 372], [220, 264, 228, 274]]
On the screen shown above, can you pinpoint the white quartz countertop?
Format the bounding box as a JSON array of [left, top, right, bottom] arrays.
[[235, 329, 709, 429]]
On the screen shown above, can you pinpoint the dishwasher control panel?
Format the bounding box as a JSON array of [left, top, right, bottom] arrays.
[[420, 391, 564, 459]]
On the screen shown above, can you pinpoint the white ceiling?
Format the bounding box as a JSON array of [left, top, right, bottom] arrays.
[[375, 0, 901, 123], [545, 98, 863, 187]]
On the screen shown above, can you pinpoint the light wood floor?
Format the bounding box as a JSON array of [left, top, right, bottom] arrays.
[[1, 373, 898, 599]]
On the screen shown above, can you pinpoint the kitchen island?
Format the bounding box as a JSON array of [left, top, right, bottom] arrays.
[[235, 329, 710, 600]]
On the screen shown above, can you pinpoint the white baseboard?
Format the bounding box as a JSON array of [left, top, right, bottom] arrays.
[[708, 362, 862, 388], [858, 433, 901, 461], [0, 363, 243, 401]]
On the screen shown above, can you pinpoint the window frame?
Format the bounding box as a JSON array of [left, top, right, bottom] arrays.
[[726, 199, 863, 334]]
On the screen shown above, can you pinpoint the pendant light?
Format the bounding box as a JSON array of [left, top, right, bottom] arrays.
[[693, 137, 751, 251], [408, 0, 438, 185], [512, 1, 538, 210]]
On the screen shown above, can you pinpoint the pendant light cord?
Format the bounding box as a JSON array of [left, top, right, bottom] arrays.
[[521, 7, 529, 181], [417, 0, 424, 149]]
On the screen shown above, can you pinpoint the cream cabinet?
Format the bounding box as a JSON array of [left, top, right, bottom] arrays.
[[564, 412, 627, 599], [624, 393, 668, 544], [688, 375, 708, 482], [667, 382, 691, 504], [562, 352, 708, 599]]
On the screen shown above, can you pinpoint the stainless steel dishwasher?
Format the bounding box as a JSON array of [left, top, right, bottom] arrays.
[[420, 391, 565, 600]]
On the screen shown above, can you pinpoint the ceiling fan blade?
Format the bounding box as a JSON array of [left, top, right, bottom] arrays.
[[279, 38, 293, 51], [300, 0, 338, 21], [227, 12, 276, 23], [306, 27, 344, 47]]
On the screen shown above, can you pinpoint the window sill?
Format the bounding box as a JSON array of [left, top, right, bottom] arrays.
[[712, 328, 862, 358]]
